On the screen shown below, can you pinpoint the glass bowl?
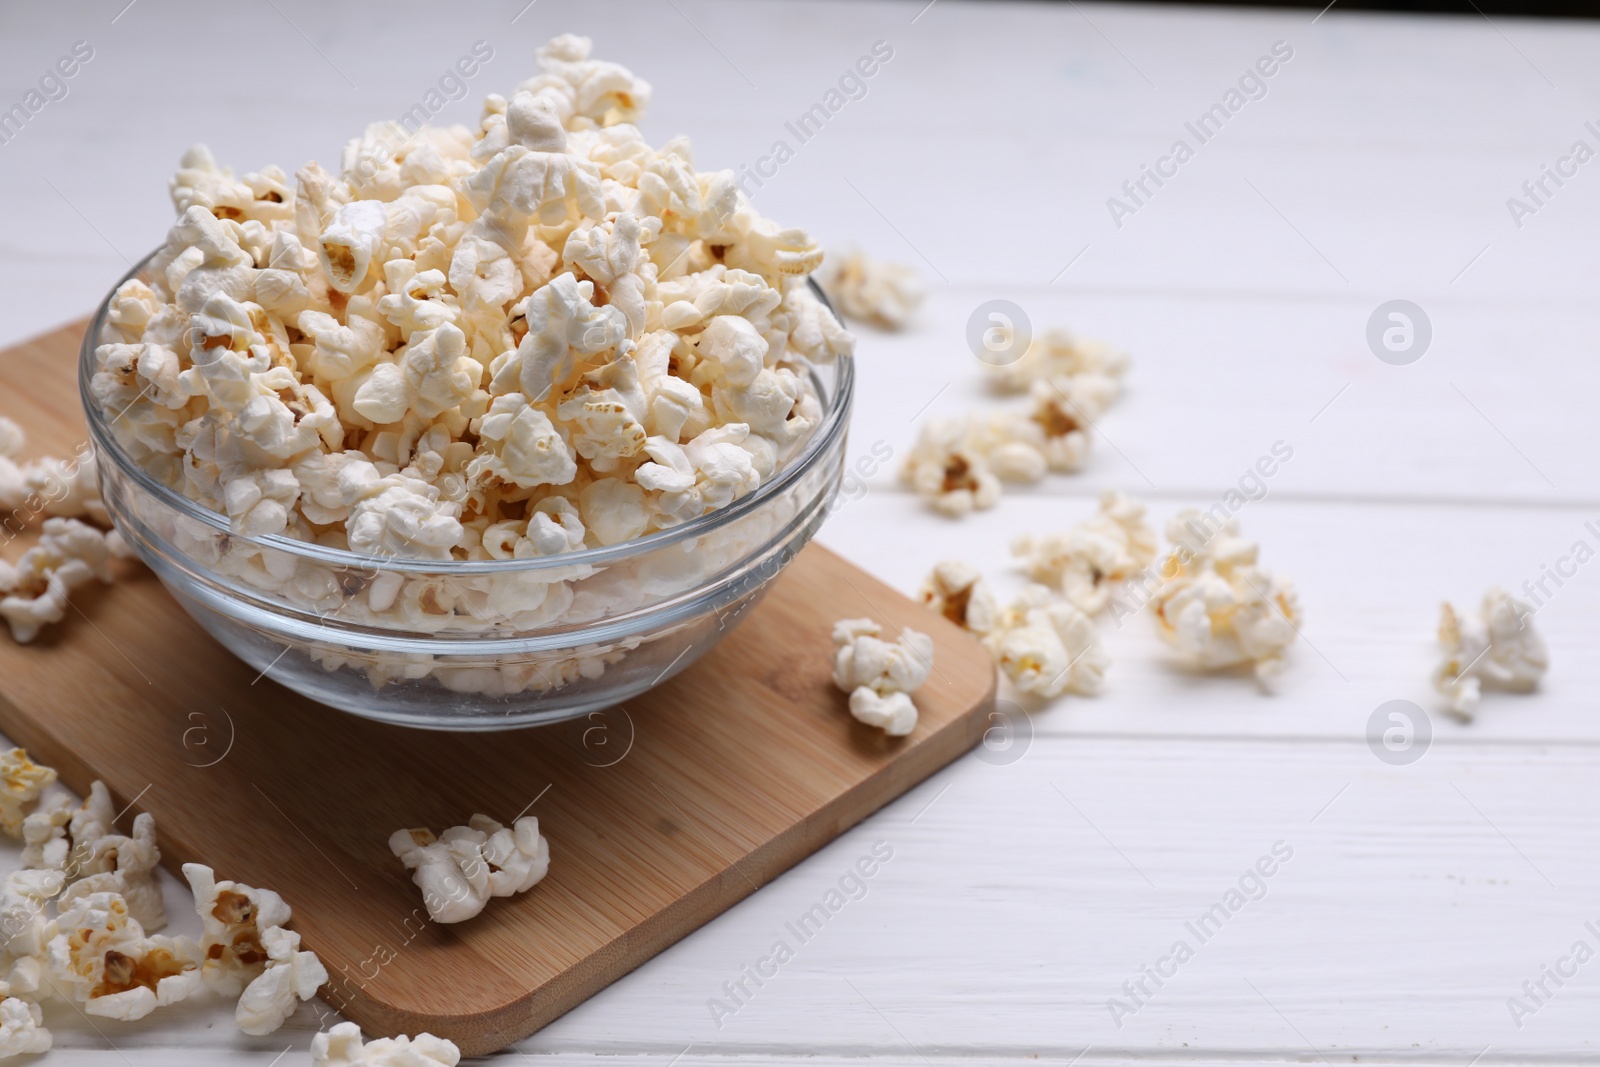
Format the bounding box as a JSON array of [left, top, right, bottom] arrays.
[[80, 255, 853, 730]]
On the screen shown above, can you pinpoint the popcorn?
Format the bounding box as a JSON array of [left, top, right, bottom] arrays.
[[987, 327, 1130, 395], [831, 618, 934, 736], [847, 688, 918, 735], [983, 585, 1109, 698], [0, 422, 24, 512], [899, 318, 1132, 513], [44, 891, 202, 1020], [0, 869, 64, 960], [918, 560, 998, 636], [0, 998, 50, 1058], [901, 418, 1001, 518], [635, 428, 760, 527], [0, 518, 122, 643], [389, 813, 550, 924], [578, 477, 649, 545], [1024, 377, 1099, 473], [0, 750, 329, 1041], [93, 33, 840, 538], [181, 862, 292, 996], [0, 418, 111, 527], [815, 247, 923, 330], [1434, 588, 1548, 718], [0, 748, 56, 838], [345, 473, 464, 561], [88, 34, 850, 700], [63, 780, 117, 874], [234, 925, 329, 1035], [22, 452, 110, 525], [58, 812, 167, 933], [312, 1020, 462, 1067], [1012, 491, 1157, 615], [959, 411, 1048, 484], [319, 200, 390, 294], [1149, 511, 1300, 680]]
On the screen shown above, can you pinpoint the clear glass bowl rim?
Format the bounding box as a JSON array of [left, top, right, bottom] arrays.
[[79, 250, 855, 576]]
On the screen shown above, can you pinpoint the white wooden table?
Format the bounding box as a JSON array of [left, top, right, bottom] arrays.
[[3, 0, 1599, 1062]]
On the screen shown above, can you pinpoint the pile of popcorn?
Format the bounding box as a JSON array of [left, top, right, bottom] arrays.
[[0, 748, 330, 1056], [1433, 587, 1548, 718], [913, 493, 1303, 699], [902, 330, 1129, 516], [89, 34, 850, 571]]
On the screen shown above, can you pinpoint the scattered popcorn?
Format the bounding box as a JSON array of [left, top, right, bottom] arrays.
[[312, 1020, 461, 1067], [234, 925, 330, 1036], [0, 518, 122, 643], [918, 560, 998, 636], [44, 891, 202, 1020], [0, 420, 21, 460], [0, 418, 108, 526], [831, 618, 933, 736], [1433, 587, 1548, 718], [58, 811, 167, 933], [983, 585, 1108, 698], [1149, 510, 1300, 680], [0, 998, 49, 1058], [1012, 491, 1157, 615], [847, 688, 918, 735], [0, 748, 329, 1043], [986, 327, 1129, 396], [1023, 376, 1103, 473], [900, 418, 1001, 517], [0, 869, 63, 961], [22, 452, 110, 526], [0, 749, 56, 838], [388, 813, 550, 924], [183, 862, 325, 1034], [25, 780, 125, 885], [901, 320, 1132, 514], [815, 247, 923, 330]]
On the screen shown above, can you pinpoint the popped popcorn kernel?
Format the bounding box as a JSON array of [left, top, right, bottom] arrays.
[[831, 617, 933, 736], [983, 584, 1109, 698], [389, 813, 550, 924], [815, 247, 923, 330], [1149, 510, 1300, 681], [918, 560, 998, 636], [1012, 491, 1157, 615], [1434, 587, 1547, 718], [182, 862, 326, 1034], [0, 749, 56, 839], [312, 1020, 461, 1067]]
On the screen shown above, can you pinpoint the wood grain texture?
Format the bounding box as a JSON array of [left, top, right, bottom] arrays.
[[0, 322, 996, 1057]]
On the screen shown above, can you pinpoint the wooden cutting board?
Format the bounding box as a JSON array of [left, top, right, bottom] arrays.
[[0, 321, 996, 1056]]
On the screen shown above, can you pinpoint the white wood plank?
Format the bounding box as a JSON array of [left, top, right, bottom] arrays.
[[520, 735, 1600, 1059]]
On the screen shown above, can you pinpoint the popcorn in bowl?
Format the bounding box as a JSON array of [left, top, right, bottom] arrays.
[[81, 34, 855, 723]]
